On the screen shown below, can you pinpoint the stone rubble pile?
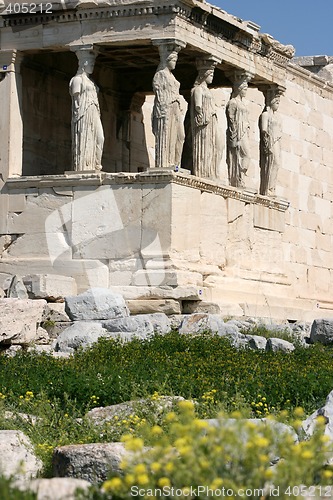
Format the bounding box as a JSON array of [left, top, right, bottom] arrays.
[[0, 274, 330, 357]]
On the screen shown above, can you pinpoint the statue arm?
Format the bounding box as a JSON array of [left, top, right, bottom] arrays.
[[260, 111, 272, 153], [69, 76, 82, 119], [153, 71, 173, 118], [193, 86, 205, 126]]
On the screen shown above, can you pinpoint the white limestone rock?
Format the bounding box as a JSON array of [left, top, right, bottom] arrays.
[[53, 442, 129, 484], [0, 298, 47, 345], [182, 301, 221, 314], [127, 299, 181, 315], [13, 477, 91, 500], [0, 287, 4, 299], [302, 390, 333, 440], [245, 334, 267, 350], [109, 285, 202, 301], [206, 417, 297, 463], [35, 326, 50, 344], [179, 314, 242, 345], [0, 430, 43, 480], [42, 302, 70, 323], [54, 322, 108, 353], [169, 314, 187, 331], [65, 288, 129, 321], [144, 313, 171, 334], [23, 274, 77, 302], [179, 313, 225, 335], [86, 396, 184, 426], [310, 319, 333, 345], [3, 275, 29, 299], [102, 316, 154, 340], [265, 338, 295, 352]]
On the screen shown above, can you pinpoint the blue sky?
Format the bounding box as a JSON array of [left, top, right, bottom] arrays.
[[213, 1, 333, 57]]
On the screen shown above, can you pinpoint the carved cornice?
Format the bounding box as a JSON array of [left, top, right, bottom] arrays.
[[5, 171, 290, 211], [0, 0, 294, 67]]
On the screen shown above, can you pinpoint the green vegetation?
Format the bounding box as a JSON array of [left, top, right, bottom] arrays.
[[101, 402, 333, 499], [0, 330, 333, 496]]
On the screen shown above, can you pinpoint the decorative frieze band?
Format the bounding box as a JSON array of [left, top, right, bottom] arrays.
[[5, 171, 290, 211]]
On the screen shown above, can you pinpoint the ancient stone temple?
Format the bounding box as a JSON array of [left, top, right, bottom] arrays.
[[0, 0, 332, 320]]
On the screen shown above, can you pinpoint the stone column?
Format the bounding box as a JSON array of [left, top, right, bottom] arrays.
[[191, 55, 222, 179], [69, 45, 104, 172], [151, 38, 186, 169], [258, 84, 285, 196], [0, 50, 23, 181], [226, 70, 253, 188]]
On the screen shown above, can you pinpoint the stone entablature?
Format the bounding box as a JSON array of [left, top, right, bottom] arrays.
[[4, 171, 290, 211]]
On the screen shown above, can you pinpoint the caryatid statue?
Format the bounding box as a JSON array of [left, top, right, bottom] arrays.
[[191, 56, 223, 179], [226, 71, 253, 188], [69, 47, 104, 171], [259, 85, 284, 196], [152, 40, 186, 169]]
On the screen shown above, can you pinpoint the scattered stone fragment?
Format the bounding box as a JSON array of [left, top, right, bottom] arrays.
[[86, 396, 184, 426], [3, 275, 29, 299], [245, 334, 267, 350], [0, 430, 43, 480], [13, 477, 91, 500], [53, 442, 130, 484], [310, 319, 333, 345], [266, 338, 295, 352], [0, 298, 47, 345], [182, 301, 221, 314], [54, 321, 108, 353], [65, 288, 129, 321]]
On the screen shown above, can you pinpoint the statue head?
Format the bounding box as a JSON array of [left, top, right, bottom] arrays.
[[230, 70, 253, 98], [195, 58, 218, 85], [157, 43, 181, 71], [265, 86, 284, 111], [76, 50, 96, 75]]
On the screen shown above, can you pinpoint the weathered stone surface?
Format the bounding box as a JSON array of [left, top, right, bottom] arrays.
[[127, 299, 181, 315], [2, 345, 23, 357], [3, 275, 28, 299], [0, 287, 4, 299], [245, 334, 267, 350], [144, 313, 171, 334], [179, 313, 225, 335], [44, 322, 74, 340], [42, 302, 71, 323], [23, 274, 77, 302], [54, 322, 108, 353], [302, 390, 333, 441], [0, 430, 43, 479], [310, 319, 333, 345], [65, 288, 129, 321], [169, 314, 187, 331], [53, 442, 129, 484], [86, 396, 184, 426], [35, 326, 50, 344], [102, 316, 154, 340], [179, 314, 245, 346], [182, 301, 221, 314], [14, 477, 91, 500], [266, 337, 295, 352], [109, 286, 202, 301], [0, 299, 47, 345]]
